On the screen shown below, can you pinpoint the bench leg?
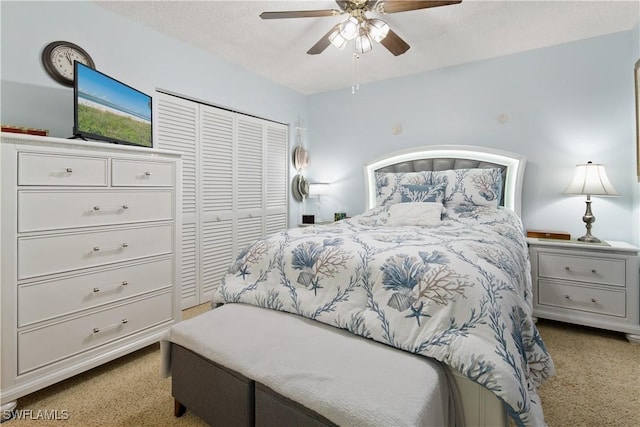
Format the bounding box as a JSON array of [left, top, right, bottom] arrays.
[[174, 399, 186, 417]]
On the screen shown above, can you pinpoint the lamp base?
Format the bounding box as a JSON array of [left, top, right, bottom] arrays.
[[577, 234, 602, 244]]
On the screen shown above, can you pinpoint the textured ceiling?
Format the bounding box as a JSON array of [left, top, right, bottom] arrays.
[[95, 0, 640, 95]]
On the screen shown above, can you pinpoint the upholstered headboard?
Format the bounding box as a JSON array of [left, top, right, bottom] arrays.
[[364, 145, 527, 215]]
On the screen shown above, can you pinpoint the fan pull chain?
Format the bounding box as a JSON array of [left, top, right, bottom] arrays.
[[351, 52, 360, 94]]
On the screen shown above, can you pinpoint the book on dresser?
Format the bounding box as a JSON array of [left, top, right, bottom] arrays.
[[0, 133, 182, 414]]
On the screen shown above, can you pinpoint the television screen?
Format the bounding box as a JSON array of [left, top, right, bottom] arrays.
[[74, 62, 152, 148]]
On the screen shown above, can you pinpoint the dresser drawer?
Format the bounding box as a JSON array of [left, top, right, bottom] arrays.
[[18, 291, 173, 374], [111, 159, 174, 187], [18, 189, 173, 232], [18, 258, 173, 327], [18, 152, 107, 186], [538, 253, 626, 287], [18, 224, 173, 279], [538, 279, 626, 317]]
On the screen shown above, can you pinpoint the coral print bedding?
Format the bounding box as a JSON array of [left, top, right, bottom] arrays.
[[213, 203, 554, 426]]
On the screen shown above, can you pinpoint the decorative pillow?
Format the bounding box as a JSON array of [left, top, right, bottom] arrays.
[[375, 171, 434, 207], [400, 183, 445, 203], [435, 168, 503, 208], [387, 202, 444, 227]]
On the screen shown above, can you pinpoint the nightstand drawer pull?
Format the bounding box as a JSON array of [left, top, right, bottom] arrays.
[[565, 294, 598, 304], [92, 281, 128, 293], [565, 266, 597, 274], [92, 318, 128, 334]]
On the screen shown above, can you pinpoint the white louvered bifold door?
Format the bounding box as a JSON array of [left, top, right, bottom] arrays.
[[234, 116, 265, 255], [265, 123, 288, 235], [155, 92, 199, 308], [156, 91, 289, 308], [200, 105, 235, 300]]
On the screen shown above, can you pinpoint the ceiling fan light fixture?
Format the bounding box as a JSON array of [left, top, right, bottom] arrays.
[[328, 29, 348, 50], [339, 16, 360, 40], [355, 32, 372, 54], [367, 18, 389, 43]]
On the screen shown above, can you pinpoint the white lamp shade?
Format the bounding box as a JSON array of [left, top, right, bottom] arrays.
[[308, 182, 330, 197], [355, 33, 372, 53], [329, 29, 348, 50], [562, 162, 619, 196], [367, 18, 389, 42], [339, 17, 359, 40]]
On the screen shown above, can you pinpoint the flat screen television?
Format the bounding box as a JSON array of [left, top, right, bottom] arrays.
[[73, 62, 152, 148]]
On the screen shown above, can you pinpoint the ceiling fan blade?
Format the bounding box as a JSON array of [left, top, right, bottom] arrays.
[[307, 24, 341, 55], [260, 9, 341, 19], [377, 0, 462, 14], [379, 29, 410, 56]]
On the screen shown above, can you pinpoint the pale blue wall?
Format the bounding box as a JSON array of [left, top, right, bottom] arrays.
[[2, 1, 638, 244], [0, 0, 308, 228], [307, 31, 639, 245]]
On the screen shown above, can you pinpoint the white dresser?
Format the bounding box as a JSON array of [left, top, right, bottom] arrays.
[[0, 133, 182, 411], [528, 238, 640, 343]]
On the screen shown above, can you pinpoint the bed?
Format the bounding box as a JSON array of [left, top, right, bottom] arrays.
[[161, 145, 555, 427]]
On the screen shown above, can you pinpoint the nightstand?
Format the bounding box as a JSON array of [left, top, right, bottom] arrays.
[[528, 238, 640, 343]]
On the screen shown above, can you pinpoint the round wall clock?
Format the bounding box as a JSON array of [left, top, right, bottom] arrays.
[[41, 41, 95, 87]]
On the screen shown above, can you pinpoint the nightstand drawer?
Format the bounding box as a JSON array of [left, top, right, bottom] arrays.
[[538, 253, 626, 287], [18, 152, 107, 186], [538, 280, 626, 317], [111, 159, 174, 187]]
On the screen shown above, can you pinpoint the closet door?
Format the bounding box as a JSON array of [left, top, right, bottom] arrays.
[[200, 105, 235, 300], [265, 123, 288, 235], [155, 93, 199, 308], [235, 115, 265, 254], [156, 91, 289, 309]]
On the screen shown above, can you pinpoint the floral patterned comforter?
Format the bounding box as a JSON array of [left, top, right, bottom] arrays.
[[213, 205, 555, 426]]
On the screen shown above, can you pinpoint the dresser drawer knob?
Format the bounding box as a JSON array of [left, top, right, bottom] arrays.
[[565, 295, 571, 300], [122, 205, 129, 210], [144, 171, 152, 176], [92, 318, 128, 334], [121, 243, 128, 248], [93, 246, 100, 252], [65, 168, 73, 173], [93, 206, 101, 211], [93, 281, 129, 293], [591, 298, 597, 303]]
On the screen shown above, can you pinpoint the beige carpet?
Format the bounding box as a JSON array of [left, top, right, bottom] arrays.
[[7, 305, 639, 426]]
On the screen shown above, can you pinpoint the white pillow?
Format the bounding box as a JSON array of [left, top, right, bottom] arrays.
[[387, 202, 444, 227]]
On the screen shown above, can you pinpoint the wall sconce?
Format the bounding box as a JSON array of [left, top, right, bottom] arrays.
[[562, 161, 619, 243]]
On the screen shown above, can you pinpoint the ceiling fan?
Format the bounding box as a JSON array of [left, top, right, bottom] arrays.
[[260, 0, 462, 56]]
